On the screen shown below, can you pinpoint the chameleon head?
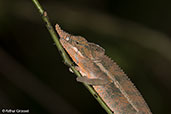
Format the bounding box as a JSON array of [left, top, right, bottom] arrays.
[[55, 24, 89, 63], [55, 24, 87, 47], [55, 24, 105, 62]]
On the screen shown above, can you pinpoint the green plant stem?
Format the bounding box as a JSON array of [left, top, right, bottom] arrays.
[[32, 0, 112, 113]]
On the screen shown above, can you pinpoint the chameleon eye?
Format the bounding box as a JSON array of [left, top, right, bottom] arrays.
[[76, 41, 79, 44], [66, 37, 70, 41]]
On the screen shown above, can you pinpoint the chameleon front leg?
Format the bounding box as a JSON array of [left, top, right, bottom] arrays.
[[75, 66, 110, 86]]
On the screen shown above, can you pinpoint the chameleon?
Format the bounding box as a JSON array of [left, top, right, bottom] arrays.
[[55, 24, 152, 114]]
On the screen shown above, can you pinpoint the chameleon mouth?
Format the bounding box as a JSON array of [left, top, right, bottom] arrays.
[[59, 38, 67, 48], [60, 38, 84, 62], [60, 38, 74, 53]]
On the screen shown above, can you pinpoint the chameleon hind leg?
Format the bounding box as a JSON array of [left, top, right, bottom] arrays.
[[75, 66, 110, 86]]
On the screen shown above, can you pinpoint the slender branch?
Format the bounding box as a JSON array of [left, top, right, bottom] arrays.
[[31, 0, 112, 113]]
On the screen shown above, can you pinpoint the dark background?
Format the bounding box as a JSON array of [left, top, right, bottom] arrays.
[[0, 0, 171, 114]]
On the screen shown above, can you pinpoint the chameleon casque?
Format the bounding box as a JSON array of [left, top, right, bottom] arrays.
[[55, 24, 152, 114]]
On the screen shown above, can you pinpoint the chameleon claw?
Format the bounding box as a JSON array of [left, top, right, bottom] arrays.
[[69, 68, 74, 73]]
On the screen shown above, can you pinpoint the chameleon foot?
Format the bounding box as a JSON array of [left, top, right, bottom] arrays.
[[69, 68, 74, 73]]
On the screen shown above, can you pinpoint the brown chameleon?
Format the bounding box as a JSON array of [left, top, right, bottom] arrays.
[[55, 24, 152, 114]]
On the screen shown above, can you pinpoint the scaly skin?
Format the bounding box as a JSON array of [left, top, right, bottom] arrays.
[[55, 24, 152, 114]]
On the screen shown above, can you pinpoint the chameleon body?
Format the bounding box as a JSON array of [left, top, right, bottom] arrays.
[[55, 24, 152, 114]]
